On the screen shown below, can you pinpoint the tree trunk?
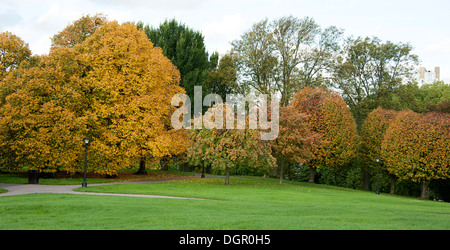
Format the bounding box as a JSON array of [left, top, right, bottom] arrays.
[[279, 164, 284, 185], [309, 166, 316, 183], [421, 180, 430, 199], [363, 165, 370, 190], [225, 167, 230, 185], [390, 175, 396, 194], [160, 157, 168, 171], [135, 157, 147, 175], [278, 156, 284, 184]]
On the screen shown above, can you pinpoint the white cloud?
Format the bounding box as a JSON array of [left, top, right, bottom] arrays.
[[202, 13, 245, 55], [10, 3, 82, 55]]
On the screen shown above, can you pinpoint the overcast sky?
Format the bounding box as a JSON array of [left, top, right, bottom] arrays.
[[1, 0, 450, 79]]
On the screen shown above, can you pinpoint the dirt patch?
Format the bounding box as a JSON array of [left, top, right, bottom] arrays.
[[3, 170, 196, 183], [107, 171, 196, 182]]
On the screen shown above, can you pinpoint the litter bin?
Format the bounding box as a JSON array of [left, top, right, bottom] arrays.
[[28, 169, 39, 184]]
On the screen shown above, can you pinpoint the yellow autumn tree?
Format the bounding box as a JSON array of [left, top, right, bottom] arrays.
[[75, 21, 187, 176], [0, 18, 188, 176], [0, 48, 87, 173], [51, 13, 107, 49], [0, 31, 31, 79]]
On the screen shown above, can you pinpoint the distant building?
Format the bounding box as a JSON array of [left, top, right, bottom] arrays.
[[419, 66, 440, 84]]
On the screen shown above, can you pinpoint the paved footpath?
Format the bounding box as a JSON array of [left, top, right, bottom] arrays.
[[0, 176, 204, 200]]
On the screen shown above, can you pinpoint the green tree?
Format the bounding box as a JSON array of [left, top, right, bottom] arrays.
[[386, 81, 450, 113], [232, 16, 343, 106], [232, 18, 278, 98], [272, 16, 343, 105], [333, 36, 419, 129], [142, 19, 210, 115], [205, 51, 239, 100]]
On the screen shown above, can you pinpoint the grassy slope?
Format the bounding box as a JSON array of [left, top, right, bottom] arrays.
[[1, 177, 449, 230]]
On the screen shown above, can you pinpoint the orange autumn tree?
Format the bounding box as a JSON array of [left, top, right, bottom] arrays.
[[381, 110, 450, 199], [271, 104, 322, 184], [360, 107, 397, 192], [290, 87, 358, 183]]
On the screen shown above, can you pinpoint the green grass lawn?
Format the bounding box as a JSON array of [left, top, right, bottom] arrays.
[[1, 177, 449, 230]]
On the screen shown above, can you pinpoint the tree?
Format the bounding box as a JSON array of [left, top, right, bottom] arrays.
[[360, 107, 397, 191], [0, 49, 86, 173], [0, 31, 31, 79], [419, 81, 450, 113], [290, 87, 358, 183], [381, 110, 450, 199], [187, 103, 276, 185], [205, 51, 239, 100], [271, 104, 322, 184], [272, 16, 343, 105], [333, 36, 419, 129], [232, 16, 343, 106], [51, 13, 107, 49], [76, 21, 186, 176], [232, 18, 278, 99], [142, 19, 210, 115], [427, 99, 450, 114], [390, 81, 450, 113], [0, 19, 187, 176]]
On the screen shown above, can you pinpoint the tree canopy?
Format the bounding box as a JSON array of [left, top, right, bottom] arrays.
[[333, 37, 419, 129], [271, 104, 322, 184], [381, 110, 450, 199], [0, 31, 31, 79], [231, 16, 343, 106], [290, 87, 358, 183], [187, 103, 276, 185]]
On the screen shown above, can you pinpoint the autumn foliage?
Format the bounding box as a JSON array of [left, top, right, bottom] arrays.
[[360, 107, 397, 191], [0, 31, 31, 79], [290, 87, 358, 182], [77, 21, 186, 176], [0, 18, 187, 176], [381, 110, 450, 198], [360, 107, 397, 164], [271, 104, 322, 184], [51, 13, 107, 49], [187, 103, 276, 184]]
